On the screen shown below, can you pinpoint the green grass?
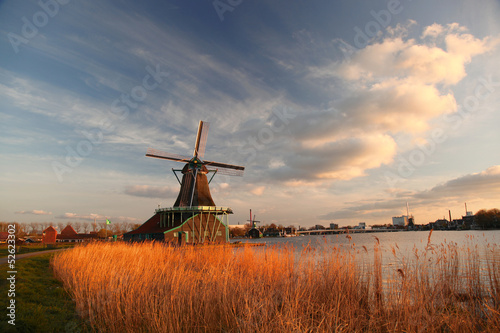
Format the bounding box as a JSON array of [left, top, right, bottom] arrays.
[[0, 253, 88, 333], [0, 243, 76, 257]]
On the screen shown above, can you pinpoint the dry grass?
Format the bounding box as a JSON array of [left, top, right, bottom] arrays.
[[51, 236, 500, 332]]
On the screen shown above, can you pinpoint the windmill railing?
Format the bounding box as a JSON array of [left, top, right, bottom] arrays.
[[155, 206, 233, 214]]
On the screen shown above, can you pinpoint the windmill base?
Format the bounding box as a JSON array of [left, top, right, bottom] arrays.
[[123, 206, 232, 244]]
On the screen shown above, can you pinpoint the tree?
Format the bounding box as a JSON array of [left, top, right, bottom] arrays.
[[82, 222, 91, 233], [229, 225, 249, 238], [57, 222, 66, 232], [475, 208, 500, 229], [74, 222, 83, 233], [97, 229, 113, 239]]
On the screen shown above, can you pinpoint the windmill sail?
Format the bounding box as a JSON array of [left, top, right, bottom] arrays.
[[146, 148, 191, 163], [194, 121, 209, 158], [146, 121, 245, 207]]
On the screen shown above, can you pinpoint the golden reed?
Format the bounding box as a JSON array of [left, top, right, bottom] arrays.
[[52, 236, 499, 332]]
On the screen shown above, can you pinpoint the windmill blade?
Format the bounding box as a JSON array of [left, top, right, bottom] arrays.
[[204, 160, 245, 176], [193, 121, 209, 158], [146, 148, 192, 163], [206, 166, 244, 176]]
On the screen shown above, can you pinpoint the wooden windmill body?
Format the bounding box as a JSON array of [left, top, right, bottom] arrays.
[[124, 121, 244, 244]]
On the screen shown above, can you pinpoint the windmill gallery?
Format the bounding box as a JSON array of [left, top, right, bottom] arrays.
[[123, 121, 245, 244]]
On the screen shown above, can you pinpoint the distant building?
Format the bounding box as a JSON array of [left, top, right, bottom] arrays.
[[462, 214, 475, 229], [247, 228, 263, 238], [392, 216, 408, 227], [57, 225, 99, 242], [429, 219, 448, 230], [358, 222, 366, 229], [329, 223, 338, 230], [263, 227, 280, 237], [314, 224, 326, 230], [42, 226, 57, 244]]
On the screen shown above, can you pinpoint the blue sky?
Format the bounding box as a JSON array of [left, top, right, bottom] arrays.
[[1, 0, 500, 228]]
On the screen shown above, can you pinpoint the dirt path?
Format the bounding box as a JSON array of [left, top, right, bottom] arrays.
[[0, 248, 68, 266]]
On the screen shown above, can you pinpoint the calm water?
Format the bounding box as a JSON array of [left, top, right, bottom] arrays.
[[231, 230, 500, 280]]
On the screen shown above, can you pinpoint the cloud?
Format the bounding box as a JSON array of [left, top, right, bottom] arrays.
[[273, 22, 498, 185], [58, 213, 101, 220], [415, 165, 500, 200], [15, 210, 52, 215], [270, 134, 397, 183], [250, 186, 266, 196], [123, 185, 179, 198], [333, 24, 498, 85], [286, 81, 455, 142], [320, 165, 500, 222], [306, 23, 498, 138]]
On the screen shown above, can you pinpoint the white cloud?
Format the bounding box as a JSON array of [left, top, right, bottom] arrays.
[[336, 79, 457, 134], [262, 133, 396, 184], [415, 165, 500, 200], [333, 24, 498, 85], [281, 22, 498, 186], [15, 210, 52, 215], [421, 23, 445, 39]]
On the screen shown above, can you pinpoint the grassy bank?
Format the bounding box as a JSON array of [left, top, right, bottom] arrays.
[[0, 243, 76, 257], [51, 238, 500, 332], [0, 253, 87, 332]]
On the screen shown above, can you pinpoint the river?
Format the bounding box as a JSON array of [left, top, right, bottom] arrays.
[[231, 230, 500, 282]]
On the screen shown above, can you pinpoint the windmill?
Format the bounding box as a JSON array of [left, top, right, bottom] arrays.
[[124, 121, 244, 244], [247, 209, 260, 228], [146, 121, 244, 207], [246, 209, 263, 239]]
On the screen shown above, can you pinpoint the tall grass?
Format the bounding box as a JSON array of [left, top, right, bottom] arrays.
[[51, 237, 500, 332]]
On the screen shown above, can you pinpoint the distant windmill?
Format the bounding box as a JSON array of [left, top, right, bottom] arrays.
[[247, 209, 260, 228], [124, 121, 245, 244], [246, 209, 263, 238], [146, 121, 244, 207]]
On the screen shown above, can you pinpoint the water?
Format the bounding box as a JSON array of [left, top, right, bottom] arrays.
[[231, 230, 500, 283], [232, 230, 500, 253]]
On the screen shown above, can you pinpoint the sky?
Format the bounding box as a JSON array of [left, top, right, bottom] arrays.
[[1, 0, 500, 228]]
